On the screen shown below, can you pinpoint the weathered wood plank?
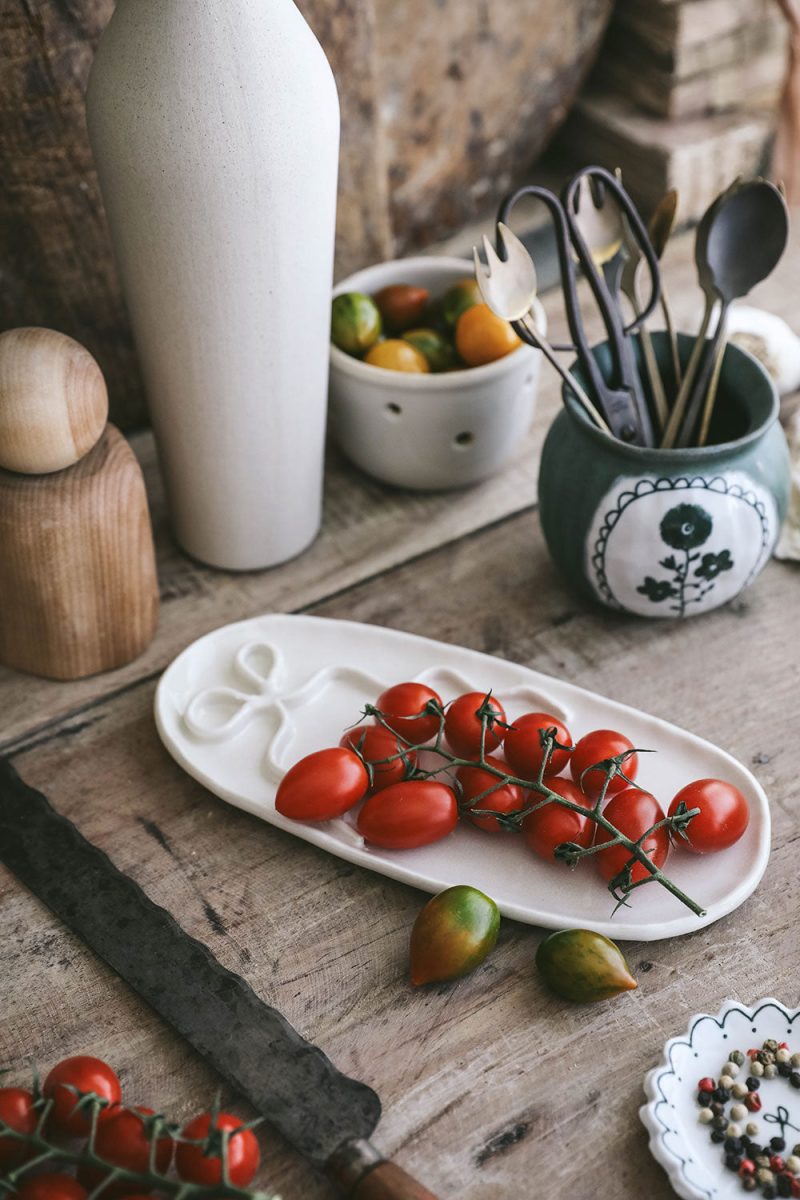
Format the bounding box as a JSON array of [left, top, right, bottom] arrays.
[[1, 501, 799, 1198]]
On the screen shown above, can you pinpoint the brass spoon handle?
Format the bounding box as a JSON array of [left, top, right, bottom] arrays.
[[515, 315, 611, 435], [660, 297, 715, 448]]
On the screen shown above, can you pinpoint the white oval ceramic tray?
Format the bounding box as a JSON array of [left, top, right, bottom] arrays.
[[154, 614, 770, 940], [641, 999, 800, 1199]]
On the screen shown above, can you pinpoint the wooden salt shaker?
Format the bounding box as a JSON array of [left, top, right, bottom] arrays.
[[0, 327, 159, 680]]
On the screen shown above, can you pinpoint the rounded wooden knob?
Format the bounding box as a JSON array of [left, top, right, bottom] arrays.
[[0, 327, 109, 474]]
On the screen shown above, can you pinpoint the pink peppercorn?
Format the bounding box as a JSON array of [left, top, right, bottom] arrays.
[[698, 1077, 715, 1092], [739, 1159, 756, 1176], [745, 1092, 762, 1112], [771, 1155, 786, 1171]]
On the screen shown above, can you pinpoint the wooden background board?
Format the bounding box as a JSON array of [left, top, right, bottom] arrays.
[[1, 226, 800, 1200]]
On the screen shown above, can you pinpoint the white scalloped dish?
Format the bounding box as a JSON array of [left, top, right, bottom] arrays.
[[641, 999, 800, 1199], [154, 614, 770, 940]]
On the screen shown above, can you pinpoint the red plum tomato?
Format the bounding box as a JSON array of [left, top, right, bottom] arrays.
[[18, 1176, 88, 1200], [357, 780, 458, 849], [668, 778, 749, 853], [444, 692, 506, 758], [81, 1107, 173, 1196], [176, 1112, 260, 1188], [504, 711, 573, 780], [375, 682, 442, 744], [340, 725, 416, 792], [456, 757, 523, 833], [570, 729, 638, 801], [0, 1088, 37, 1169], [409, 885, 500, 986], [373, 284, 430, 333], [43, 1056, 122, 1137], [594, 788, 669, 883], [275, 747, 368, 821], [523, 777, 594, 863]]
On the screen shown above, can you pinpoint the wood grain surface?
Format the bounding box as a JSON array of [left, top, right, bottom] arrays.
[[1, 227, 799, 1200]]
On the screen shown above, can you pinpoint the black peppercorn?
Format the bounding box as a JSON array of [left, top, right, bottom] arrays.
[[713, 1086, 731, 1102], [763, 1187, 777, 1200], [771, 1137, 786, 1152], [698, 1089, 712, 1106], [791, 1073, 800, 1089], [725, 1136, 743, 1152], [712, 1115, 728, 1131], [776, 1176, 792, 1198], [746, 1077, 761, 1091], [778, 1062, 792, 1077], [711, 1101, 726, 1115], [711, 1130, 726, 1143]]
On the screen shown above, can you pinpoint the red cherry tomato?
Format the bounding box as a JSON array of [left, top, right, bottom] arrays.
[[339, 724, 416, 792], [81, 1107, 173, 1197], [357, 780, 458, 849], [444, 692, 506, 758], [18, 1175, 88, 1200], [43, 1056, 122, 1137], [375, 682, 442, 744], [176, 1112, 260, 1188], [275, 747, 368, 821], [570, 729, 638, 801], [504, 711, 573, 780], [522, 777, 594, 863], [594, 788, 669, 884], [668, 778, 750, 854], [456, 757, 523, 833], [0, 1088, 37, 1169]]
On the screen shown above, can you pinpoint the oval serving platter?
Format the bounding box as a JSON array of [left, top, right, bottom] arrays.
[[640, 999, 800, 1200], [154, 613, 770, 940]]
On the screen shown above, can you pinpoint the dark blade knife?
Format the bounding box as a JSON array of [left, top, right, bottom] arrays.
[[0, 760, 439, 1200]]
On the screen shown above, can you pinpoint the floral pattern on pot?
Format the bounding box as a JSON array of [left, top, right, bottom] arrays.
[[586, 474, 776, 617]]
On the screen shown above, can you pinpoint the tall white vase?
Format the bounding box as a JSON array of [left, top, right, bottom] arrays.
[[87, 0, 340, 570]]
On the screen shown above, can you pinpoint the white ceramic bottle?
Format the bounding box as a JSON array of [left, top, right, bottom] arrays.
[[87, 0, 340, 570]]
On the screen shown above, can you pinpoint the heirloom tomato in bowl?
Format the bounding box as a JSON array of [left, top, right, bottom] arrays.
[[329, 256, 545, 490]]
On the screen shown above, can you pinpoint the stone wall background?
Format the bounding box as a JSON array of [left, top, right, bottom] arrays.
[[0, 0, 613, 430]]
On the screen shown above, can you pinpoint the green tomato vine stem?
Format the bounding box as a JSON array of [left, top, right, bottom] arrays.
[[0, 1096, 279, 1200], [362, 697, 706, 918]]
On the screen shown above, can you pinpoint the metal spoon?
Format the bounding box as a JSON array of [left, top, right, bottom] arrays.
[[679, 178, 788, 447]]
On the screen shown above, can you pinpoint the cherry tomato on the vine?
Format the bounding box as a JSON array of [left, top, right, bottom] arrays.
[[357, 780, 458, 849], [594, 789, 669, 884], [668, 778, 749, 853], [444, 692, 506, 758], [43, 1055, 122, 1137], [523, 777, 594, 863], [504, 712, 573, 781], [0, 1087, 37, 1169], [17, 1175, 88, 1200], [375, 682, 442, 744], [80, 1106, 173, 1196], [340, 724, 416, 792], [175, 1112, 260, 1188], [570, 729, 638, 801], [275, 747, 368, 821], [456, 757, 523, 833]]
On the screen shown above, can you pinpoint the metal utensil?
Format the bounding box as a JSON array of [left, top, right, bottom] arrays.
[[647, 189, 682, 390], [663, 178, 789, 448], [473, 224, 610, 434], [561, 166, 662, 446], [0, 760, 438, 1200], [494, 176, 660, 444], [618, 211, 669, 435]]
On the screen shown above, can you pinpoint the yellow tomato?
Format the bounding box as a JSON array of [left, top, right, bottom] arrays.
[[455, 304, 521, 366], [364, 339, 430, 373]]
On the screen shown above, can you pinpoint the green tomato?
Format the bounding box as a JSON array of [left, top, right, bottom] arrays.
[[409, 885, 500, 986], [535, 928, 637, 1003], [441, 278, 483, 329], [403, 328, 460, 373], [331, 292, 382, 356]]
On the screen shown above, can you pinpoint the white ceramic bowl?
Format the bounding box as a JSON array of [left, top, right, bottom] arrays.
[[328, 256, 545, 490]]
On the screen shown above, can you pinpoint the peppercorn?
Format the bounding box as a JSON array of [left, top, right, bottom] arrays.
[[777, 1050, 791, 1064], [765, 1040, 780, 1054], [714, 1086, 732, 1102], [724, 1061, 741, 1077], [712, 1101, 726, 1115], [698, 1107, 713, 1124], [786, 1155, 800, 1173], [790, 1054, 800, 1069], [713, 1115, 728, 1131], [772, 1138, 787, 1152], [742, 1179, 757, 1193], [731, 1050, 746, 1066], [747, 1077, 762, 1091], [778, 1177, 793, 1199], [745, 1092, 763, 1113], [725, 1135, 744, 1152], [779, 1063, 792, 1078], [772, 1156, 787, 1172], [791, 1073, 800, 1089], [752, 1062, 766, 1077], [732, 1103, 748, 1121], [698, 1076, 716, 1092], [734, 1082, 750, 1098], [698, 1089, 712, 1106], [766, 1064, 780, 1080], [711, 1130, 726, 1143], [725, 1152, 742, 1171]]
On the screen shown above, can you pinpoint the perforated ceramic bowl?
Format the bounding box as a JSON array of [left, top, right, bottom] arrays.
[[328, 256, 545, 490]]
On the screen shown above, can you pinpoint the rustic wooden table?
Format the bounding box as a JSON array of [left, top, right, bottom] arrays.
[[1, 227, 798, 1200]]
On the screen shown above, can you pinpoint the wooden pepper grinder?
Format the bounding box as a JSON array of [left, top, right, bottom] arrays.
[[0, 327, 159, 680]]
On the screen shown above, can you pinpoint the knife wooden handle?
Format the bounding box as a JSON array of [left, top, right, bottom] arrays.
[[327, 1141, 440, 1199], [351, 1161, 440, 1199]]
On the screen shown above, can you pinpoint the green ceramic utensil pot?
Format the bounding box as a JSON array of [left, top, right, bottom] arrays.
[[538, 334, 791, 618]]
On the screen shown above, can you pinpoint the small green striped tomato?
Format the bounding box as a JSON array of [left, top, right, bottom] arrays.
[[409, 885, 500, 986], [535, 928, 637, 1003]]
